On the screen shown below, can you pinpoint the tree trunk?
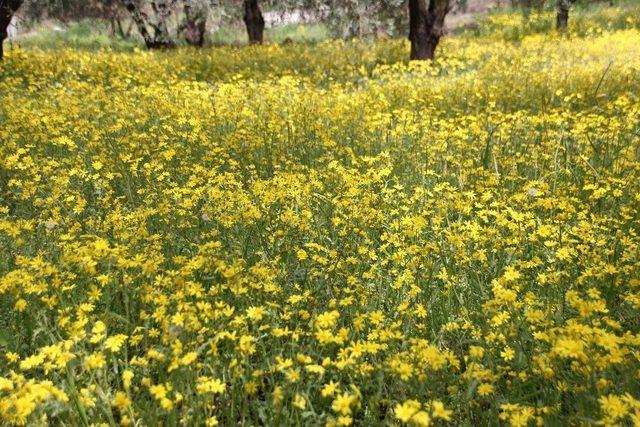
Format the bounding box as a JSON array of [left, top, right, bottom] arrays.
[[556, 0, 570, 30], [116, 18, 126, 38], [1, 0, 23, 60], [149, 1, 174, 46], [121, 0, 156, 47], [243, 0, 264, 44], [408, 0, 450, 61], [120, 0, 175, 49], [182, 0, 206, 47], [125, 20, 134, 38]]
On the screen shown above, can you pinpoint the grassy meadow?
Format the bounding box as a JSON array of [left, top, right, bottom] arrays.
[[1, 5, 640, 426]]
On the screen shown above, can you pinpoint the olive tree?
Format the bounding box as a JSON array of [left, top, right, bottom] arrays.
[[408, 0, 450, 60], [120, 0, 177, 48], [180, 0, 208, 46], [272, 0, 452, 60], [242, 0, 264, 43], [556, 0, 575, 30], [1, 0, 23, 59]]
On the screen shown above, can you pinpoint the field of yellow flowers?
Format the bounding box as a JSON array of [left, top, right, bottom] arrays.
[[1, 7, 640, 426]]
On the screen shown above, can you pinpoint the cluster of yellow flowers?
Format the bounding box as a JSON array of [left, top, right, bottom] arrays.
[[1, 7, 639, 426]]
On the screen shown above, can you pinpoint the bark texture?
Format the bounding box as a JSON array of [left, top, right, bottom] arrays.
[[120, 0, 176, 49], [181, 0, 206, 47], [408, 0, 450, 61], [1, 0, 23, 60], [243, 0, 264, 44], [556, 0, 574, 30]]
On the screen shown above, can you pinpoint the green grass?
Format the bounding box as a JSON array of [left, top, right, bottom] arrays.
[[210, 22, 329, 45], [15, 20, 140, 51], [11, 18, 329, 52], [266, 23, 329, 43]]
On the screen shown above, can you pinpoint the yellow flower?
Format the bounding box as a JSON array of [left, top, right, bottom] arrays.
[[19, 354, 46, 371], [160, 398, 173, 410], [477, 383, 495, 396], [0, 377, 14, 391], [552, 338, 585, 359], [322, 381, 340, 397], [316, 310, 340, 329], [112, 391, 131, 410], [122, 370, 134, 390], [196, 377, 226, 395], [285, 369, 300, 383], [469, 345, 485, 359], [599, 394, 629, 421], [84, 353, 106, 370], [272, 386, 283, 405], [411, 411, 432, 426], [501, 346, 515, 362], [180, 352, 198, 366], [5, 353, 19, 363], [246, 306, 266, 322], [14, 299, 27, 312], [431, 401, 452, 421], [79, 388, 96, 408], [337, 415, 353, 426], [104, 335, 128, 353], [395, 400, 421, 422], [293, 393, 306, 410], [89, 321, 107, 343], [332, 393, 357, 415], [296, 249, 308, 260], [149, 384, 167, 400]]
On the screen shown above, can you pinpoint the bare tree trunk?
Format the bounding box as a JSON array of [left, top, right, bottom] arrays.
[[181, 0, 206, 47], [121, 0, 156, 47], [556, 0, 573, 30], [120, 0, 176, 49], [1, 0, 23, 60], [149, 1, 174, 45], [409, 0, 450, 61], [243, 0, 264, 44]]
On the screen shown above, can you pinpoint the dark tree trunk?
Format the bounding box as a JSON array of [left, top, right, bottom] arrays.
[[243, 0, 264, 44], [408, 0, 450, 61], [556, 0, 573, 30], [120, 0, 176, 49], [182, 1, 206, 47], [1, 0, 23, 60]]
